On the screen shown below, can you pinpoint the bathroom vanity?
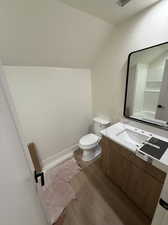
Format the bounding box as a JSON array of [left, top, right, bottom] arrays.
[[100, 122, 167, 220]]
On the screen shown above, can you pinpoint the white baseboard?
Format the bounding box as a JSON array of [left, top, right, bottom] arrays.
[[42, 144, 78, 172]]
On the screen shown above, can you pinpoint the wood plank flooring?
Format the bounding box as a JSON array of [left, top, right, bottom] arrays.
[[62, 150, 151, 225]]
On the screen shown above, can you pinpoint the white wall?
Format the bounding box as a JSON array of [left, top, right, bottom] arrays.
[[0, 0, 112, 68], [4, 66, 92, 167], [92, 1, 168, 123]]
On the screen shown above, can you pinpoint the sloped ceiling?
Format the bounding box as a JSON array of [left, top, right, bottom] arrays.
[[0, 0, 113, 68], [0, 0, 160, 68], [60, 0, 160, 24]]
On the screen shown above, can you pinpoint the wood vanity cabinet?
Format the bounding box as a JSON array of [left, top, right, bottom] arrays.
[[101, 136, 166, 220]]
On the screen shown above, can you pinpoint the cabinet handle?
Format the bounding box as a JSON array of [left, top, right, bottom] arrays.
[[157, 105, 165, 109], [34, 170, 45, 186], [159, 198, 168, 210]]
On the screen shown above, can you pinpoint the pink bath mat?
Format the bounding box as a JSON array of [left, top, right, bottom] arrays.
[[37, 158, 80, 224]]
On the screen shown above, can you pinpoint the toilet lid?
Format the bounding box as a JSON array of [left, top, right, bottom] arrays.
[[79, 133, 99, 146]]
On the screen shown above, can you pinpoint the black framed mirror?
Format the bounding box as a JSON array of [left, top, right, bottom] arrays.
[[124, 42, 168, 130]]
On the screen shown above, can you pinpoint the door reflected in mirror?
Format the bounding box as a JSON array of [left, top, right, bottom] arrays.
[[125, 42, 168, 129]]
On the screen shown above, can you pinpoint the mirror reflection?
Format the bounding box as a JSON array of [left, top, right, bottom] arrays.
[[125, 43, 168, 128]]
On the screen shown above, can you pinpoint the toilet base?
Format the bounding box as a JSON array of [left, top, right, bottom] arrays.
[[82, 145, 101, 162]]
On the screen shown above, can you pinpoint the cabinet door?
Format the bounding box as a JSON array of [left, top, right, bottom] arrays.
[[101, 136, 165, 220], [127, 162, 163, 219], [101, 137, 130, 191], [101, 137, 111, 175]]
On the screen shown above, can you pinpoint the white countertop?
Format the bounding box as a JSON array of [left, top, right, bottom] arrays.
[[101, 122, 168, 173]]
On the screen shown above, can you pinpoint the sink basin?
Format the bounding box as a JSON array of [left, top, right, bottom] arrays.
[[101, 122, 152, 151], [116, 128, 149, 146], [101, 122, 168, 166]]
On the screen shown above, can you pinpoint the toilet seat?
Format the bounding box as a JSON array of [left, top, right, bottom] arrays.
[[79, 133, 100, 149]]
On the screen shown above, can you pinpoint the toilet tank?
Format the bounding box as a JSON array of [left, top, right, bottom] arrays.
[[92, 117, 111, 136]]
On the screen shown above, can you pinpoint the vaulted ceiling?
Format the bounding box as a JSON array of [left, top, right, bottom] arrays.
[[0, 0, 160, 68], [0, 0, 113, 68]]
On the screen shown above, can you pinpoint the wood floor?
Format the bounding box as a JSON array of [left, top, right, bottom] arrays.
[[62, 150, 151, 225]]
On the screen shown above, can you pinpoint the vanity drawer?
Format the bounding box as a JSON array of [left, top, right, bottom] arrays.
[[101, 136, 166, 184], [104, 136, 132, 159], [129, 152, 166, 183]]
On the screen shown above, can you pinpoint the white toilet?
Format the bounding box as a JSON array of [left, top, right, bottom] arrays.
[[79, 117, 111, 161]]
